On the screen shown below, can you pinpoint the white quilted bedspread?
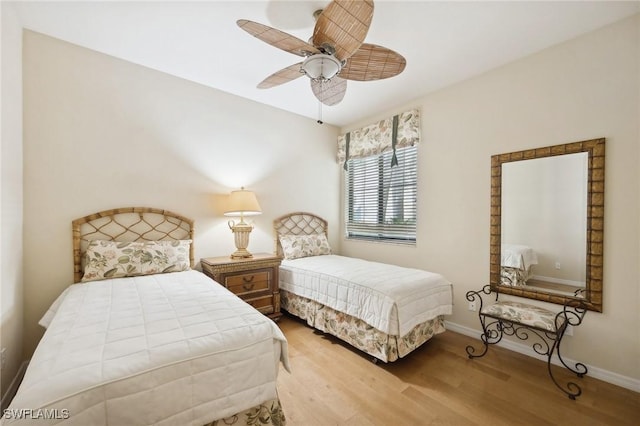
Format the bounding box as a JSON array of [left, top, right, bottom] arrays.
[[4, 270, 289, 425], [501, 244, 538, 270], [280, 255, 452, 336]]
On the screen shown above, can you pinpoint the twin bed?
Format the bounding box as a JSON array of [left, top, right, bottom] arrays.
[[6, 209, 453, 425], [274, 212, 453, 363], [5, 208, 288, 426], [500, 243, 538, 287]]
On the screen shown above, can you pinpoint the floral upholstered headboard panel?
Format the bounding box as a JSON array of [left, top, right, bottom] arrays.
[[72, 207, 194, 282], [273, 212, 328, 258]]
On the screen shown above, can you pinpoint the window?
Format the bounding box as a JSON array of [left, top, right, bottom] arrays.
[[337, 109, 421, 243], [344, 145, 418, 243]]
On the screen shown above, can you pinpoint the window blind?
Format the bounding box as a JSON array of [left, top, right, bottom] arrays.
[[345, 145, 418, 243]]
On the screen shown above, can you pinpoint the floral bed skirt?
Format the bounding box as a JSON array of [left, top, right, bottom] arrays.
[[206, 398, 285, 426], [281, 290, 445, 362], [501, 266, 533, 287]]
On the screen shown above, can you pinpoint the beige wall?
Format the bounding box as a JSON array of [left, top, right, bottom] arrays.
[[22, 31, 340, 356], [341, 15, 639, 381], [0, 3, 25, 399]]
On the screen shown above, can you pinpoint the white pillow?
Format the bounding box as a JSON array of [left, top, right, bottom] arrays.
[[279, 233, 331, 260]]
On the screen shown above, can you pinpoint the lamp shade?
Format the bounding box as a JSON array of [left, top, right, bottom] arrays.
[[224, 188, 262, 217]]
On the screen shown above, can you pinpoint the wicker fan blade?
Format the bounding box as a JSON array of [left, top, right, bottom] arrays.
[[257, 63, 304, 89], [237, 19, 320, 57], [312, 0, 374, 61], [340, 43, 406, 81], [311, 77, 347, 106]]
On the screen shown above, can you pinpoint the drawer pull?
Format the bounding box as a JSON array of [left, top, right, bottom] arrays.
[[242, 275, 255, 291]]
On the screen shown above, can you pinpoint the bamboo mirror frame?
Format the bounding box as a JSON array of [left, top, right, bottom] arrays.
[[490, 138, 605, 312]]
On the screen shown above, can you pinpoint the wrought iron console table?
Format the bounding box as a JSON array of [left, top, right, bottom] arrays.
[[465, 285, 588, 399]]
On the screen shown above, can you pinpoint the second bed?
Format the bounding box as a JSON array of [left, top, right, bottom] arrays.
[[274, 212, 453, 363]]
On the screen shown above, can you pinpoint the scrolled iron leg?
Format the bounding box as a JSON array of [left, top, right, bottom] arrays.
[[546, 339, 583, 399], [555, 313, 588, 378], [547, 303, 588, 397], [556, 343, 588, 378], [466, 286, 495, 358], [466, 338, 489, 359], [467, 317, 503, 359], [547, 357, 583, 399]]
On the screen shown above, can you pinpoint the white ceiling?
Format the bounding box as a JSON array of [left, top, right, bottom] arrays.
[[11, 1, 640, 127]]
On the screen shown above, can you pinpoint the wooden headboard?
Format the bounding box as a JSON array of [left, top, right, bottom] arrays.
[[273, 212, 328, 257], [72, 207, 194, 282]]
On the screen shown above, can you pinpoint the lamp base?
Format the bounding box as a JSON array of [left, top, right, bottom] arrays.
[[228, 220, 254, 260], [230, 248, 253, 259]]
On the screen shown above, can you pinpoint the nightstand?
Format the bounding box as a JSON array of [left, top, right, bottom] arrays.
[[201, 253, 282, 322]]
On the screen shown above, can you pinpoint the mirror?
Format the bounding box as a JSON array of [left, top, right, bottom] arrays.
[[490, 138, 605, 312]]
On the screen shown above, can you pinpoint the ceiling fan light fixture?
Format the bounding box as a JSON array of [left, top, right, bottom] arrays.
[[301, 54, 341, 81], [238, 1, 402, 107]]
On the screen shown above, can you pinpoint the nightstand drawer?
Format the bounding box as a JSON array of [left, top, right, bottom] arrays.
[[225, 270, 271, 295], [245, 294, 275, 314], [200, 253, 283, 322]]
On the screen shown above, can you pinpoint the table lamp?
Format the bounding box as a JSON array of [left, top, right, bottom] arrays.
[[224, 187, 262, 259]]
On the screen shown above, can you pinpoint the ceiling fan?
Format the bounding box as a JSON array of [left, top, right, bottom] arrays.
[[237, 0, 406, 118]]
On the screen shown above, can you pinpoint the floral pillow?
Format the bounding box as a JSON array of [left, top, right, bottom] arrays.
[[140, 240, 191, 275], [81, 239, 191, 282], [279, 233, 331, 260]]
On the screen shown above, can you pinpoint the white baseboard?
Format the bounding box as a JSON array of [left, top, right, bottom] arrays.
[[531, 275, 584, 287], [445, 321, 640, 393], [0, 360, 29, 411]]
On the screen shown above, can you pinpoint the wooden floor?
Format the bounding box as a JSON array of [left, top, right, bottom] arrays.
[[276, 314, 639, 426]]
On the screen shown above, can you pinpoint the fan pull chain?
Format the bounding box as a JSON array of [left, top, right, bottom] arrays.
[[317, 79, 324, 124]]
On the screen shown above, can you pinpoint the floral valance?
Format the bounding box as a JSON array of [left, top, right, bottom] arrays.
[[337, 108, 421, 167]]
